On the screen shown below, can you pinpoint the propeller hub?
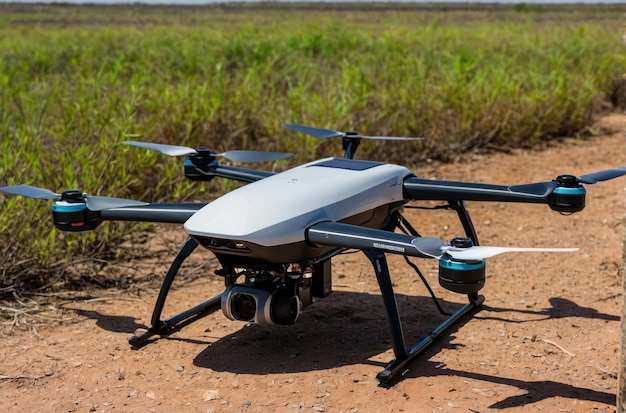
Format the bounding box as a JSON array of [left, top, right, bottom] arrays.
[[194, 147, 213, 156], [450, 237, 473, 248], [188, 147, 218, 168], [556, 174, 579, 188], [53, 190, 102, 232], [60, 190, 85, 203]]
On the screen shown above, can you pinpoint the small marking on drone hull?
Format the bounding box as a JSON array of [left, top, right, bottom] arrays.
[[373, 242, 405, 253]]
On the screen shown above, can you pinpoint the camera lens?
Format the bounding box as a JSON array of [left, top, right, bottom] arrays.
[[272, 293, 300, 325], [231, 293, 257, 321]]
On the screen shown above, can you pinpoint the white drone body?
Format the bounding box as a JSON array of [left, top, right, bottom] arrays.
[[184, 158, 412, 262]]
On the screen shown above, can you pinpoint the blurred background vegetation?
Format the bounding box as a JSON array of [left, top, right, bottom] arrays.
[[1, 2, 625, 297]]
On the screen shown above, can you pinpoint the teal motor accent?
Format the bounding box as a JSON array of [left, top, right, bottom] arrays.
[[438, 255, 486, 294], [52, 202, 87, 213], [552, 186, 586, 195], [439, 257, 485, 272]]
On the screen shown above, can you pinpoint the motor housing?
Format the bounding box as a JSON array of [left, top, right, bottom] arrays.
[[183, 148, 218, 181], [548, 175, 586, 213], [438, 237, 486, 294], [51, 190, 102, 232]]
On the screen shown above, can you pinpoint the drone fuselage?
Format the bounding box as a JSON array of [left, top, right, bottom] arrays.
[[184, 158, 412, 264]]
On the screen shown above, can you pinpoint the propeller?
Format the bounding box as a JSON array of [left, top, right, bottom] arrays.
[[410, 237, 448, 257], [124, 141, 292, 163], [0, 185, 148, 211], [440, 245, 578, 261], [410, 237, 577, 261], [578, 166, 626, 184], [426, 237, 579, 294], [283, 124, 424, 141], [509, 166, 626, 195]]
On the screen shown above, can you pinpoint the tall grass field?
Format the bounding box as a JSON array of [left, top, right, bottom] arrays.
[[1, 3, 625, 296]]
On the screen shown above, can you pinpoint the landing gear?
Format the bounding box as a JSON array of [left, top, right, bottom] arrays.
[[364, 248, 483, 384], [366, 199, 485, 385], [128, 237, 222, 348]]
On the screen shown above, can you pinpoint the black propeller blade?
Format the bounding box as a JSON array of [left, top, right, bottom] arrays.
[[283, 124, 424, 141], [124, 141, 292, 163], [578, 166, 626, 184], [0, 185, 148, 211]]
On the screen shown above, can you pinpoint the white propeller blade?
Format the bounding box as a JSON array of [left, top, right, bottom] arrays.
[[124, 141, 292, 162], [84, 196, 149, 211], [124, 141, 197, 157], [442, 246, 578, 261], [216, 150, 292, 163], [0, 185, 148, 211]]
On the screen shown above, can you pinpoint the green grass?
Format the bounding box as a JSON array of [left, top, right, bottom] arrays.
[[1, 3, 625, 295]]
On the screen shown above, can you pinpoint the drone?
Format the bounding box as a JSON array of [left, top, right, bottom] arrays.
[[2, 123, 625, 385]]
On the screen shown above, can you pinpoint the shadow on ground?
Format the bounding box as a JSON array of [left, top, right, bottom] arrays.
[[73, 290, 617, 410]]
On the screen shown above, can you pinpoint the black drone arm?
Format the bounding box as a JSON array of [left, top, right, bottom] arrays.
[[99, 203, 208, 224], [403, 166, 626, 213], [52, 202, 208, 232], [306, 221, 445, 259], [403, 177, 586, 213], [403, 178, 550, 203], [185, 163, 275, 183]]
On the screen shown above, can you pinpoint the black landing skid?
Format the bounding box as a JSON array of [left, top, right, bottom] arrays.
[[128, 237, 222, 348], [363, 249, 483, 385], [361, 200, 484, 385]]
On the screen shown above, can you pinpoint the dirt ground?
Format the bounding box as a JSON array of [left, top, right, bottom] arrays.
[[1, 114, 625, 412]]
